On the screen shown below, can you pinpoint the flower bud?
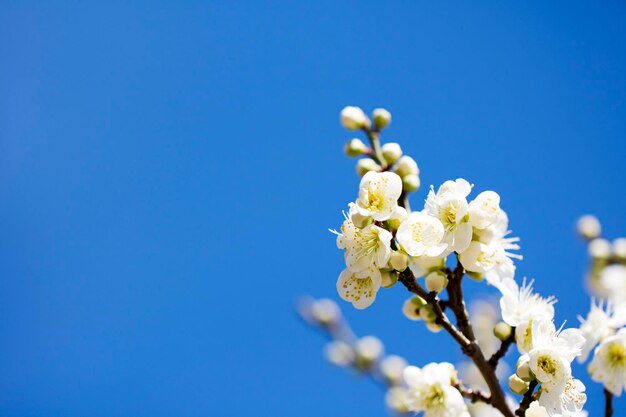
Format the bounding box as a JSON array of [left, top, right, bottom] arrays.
[[355, 335, 384, 370], [402, 296, 425, 321], [341, 106, 370, 130], [516, 355, 534, 381], [425, 271, 448, 293], [381, 142, 402, 165], [389, 250, 409, 272], [394, 156, 419, 178], [356, 158, 381, 176], [493, 322, 512, 341], [385, 387, 410, 414], [311, 298, 341, 327], [589, 238, 611, 259], [380, 355, 407, 385], [425, 320, 443, 333], [577, 215, 601, 240], [419, 304, 437, 322], [325, 341, 354, 367], [402, 174, 420, 193], [344, 138, 368, 157], [508, 374, 529, 395], [613, 238, 626, 260], [381, 270, 399, 288], [372, 108, 392, 130]]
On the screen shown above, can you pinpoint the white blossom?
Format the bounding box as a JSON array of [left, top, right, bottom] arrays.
[[577, 215, 601, 240], [577, 299, 626, 362], [336, 266, 382, 309], [334, 212, 392, 272], [588, 328, 626, 396], [380, 355, 408, 384], [355, 171, 403, 221], [528, 324, 584, 389], [499, 278, 556, 328], [396, 212, 447, 257], [424, 178, 473, 254], [538, 377, 587, 417], [459, 241, 516, 286], [468, 190, 501, 229], [403, 363, 470, 417], [408, 255, 445, 278]]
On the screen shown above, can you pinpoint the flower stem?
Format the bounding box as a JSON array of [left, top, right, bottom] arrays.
[[605, 388, 613, 417], [363, 128, 387, 169]]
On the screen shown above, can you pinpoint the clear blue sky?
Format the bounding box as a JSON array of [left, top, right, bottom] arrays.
[[1, 1, 625, 416]]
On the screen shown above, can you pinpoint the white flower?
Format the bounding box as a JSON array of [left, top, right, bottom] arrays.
[[499, 278, 556, 328], [588, 328, 626, 396], [528, 324, 584, 389], [459, 241, 515, 286], [385, 387, 411, 414], [577, 215, 601, 240], [424, 178, 473, 254], [336, 266, 382, 309], [538, 377, 587, 417], [468, 191, 501, 229], [577, 299, 626, 362], [340, 106, 370, 130], [324, 341, 354, 367], [403, 363, 470, 417], [396, 212, 447, 257], [355, 171, 403, 221], [334, 212, 392, 272], [595, 264, 626, 304], [516, 319, 556, 355]]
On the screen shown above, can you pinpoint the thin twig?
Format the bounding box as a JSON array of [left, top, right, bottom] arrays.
[[455, 385, 492, 404], [515, 380, 538, 416], [604, 388, 613, 417], [488, 331, 516, 368]]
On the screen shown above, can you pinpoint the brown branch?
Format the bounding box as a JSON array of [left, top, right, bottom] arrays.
[[488, 331, 516, 368], [605, 388, 613, 417], [397, 269, 515, 417], [515, 380, 538, 416], [446, 261, 476, 341], [455, 384, 492, 404]]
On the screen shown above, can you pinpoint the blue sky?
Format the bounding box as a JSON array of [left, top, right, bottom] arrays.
[[1, 1, 625, 416]]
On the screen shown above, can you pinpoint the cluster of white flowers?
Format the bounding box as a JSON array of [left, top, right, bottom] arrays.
[[301, 107, 626, 417]]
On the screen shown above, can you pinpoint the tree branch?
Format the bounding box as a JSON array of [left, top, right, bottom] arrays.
[[488, 331, 516, 368], [397, 269, 515, 417], [515, 380, 538, 416], [604, 388, 613, 417], [455, 384, 492, 404]]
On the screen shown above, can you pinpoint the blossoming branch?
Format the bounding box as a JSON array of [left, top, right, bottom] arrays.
[[298, 106, 626, 417]]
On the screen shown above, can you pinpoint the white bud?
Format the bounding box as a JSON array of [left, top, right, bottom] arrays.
[[402, 297, 424, 321], [356, 158, 381, 176], [516, 355, 534, 381], [577, 215, 601, 240], [373, 108, 392, 130], [389, 250, 409, 272], [381, 270, 398, 288], [508, 374, 529, 395], [355, 336, 384, 369], [311, 298, 341, 326], [324, 341, 354, 367], [381, 142, 402, 165], [344, 138, 368, 157], [419, 304, 436, 322], [394, 156, 419, 178], [589, 238, 611, 259], [425, 320, 443, 333], [526, 402, 549, 417], [385, 387, 410, 414], [425, 270, 448, 293], [613, 238, 626, 259], [340, 106, 370, 130], [380, 355, 408, 384], [493, 322, 512, 341], [402, 174, 420, 193]]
